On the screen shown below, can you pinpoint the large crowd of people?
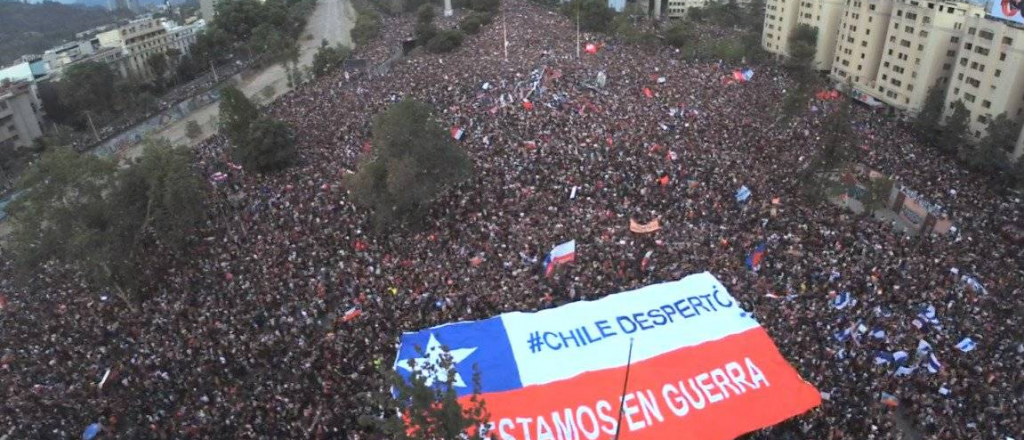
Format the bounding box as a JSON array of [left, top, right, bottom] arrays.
[[1, 1, 1021, 439]]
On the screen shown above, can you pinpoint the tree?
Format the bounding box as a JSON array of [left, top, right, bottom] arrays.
[[860, 175, 894, 216], [7, 144, 205, 308], [311, 40, 351, 78], [347, 99, 472, 227], [426, 30, 465, 53], [352, 8, 382, 45], [560, 0, 614, 33], [469, 0, 500, 13], [417, 3, 435, 24], [801, 99, 854, 197], [213, 0, 269, 42], [186, 120, 203, 140], [233, 117, 296, 172], [59, 61, 117, 118], [367, 347, 494, 440], [249, 22, 299, 65], [939, 99, 970, 154], [664, 20, 693, 48], [460, 12, 493, 34], [219, 86, 260, 145], [968, 112, 1018, 176], [146, 52, 169, 80], [913, 85, 946, 145], [787, 24, 817, 74], [415, 21, 440, 46]]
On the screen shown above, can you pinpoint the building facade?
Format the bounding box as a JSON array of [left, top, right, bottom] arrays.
[[162, 19, 206, 57], [0, 81, 44, 150], [944, 15, 1024, 151], [870, 0, 982, 114], [667, 0, 711, 17], [97, 16, 171, 80], [763, 0, 843, 70], [830, 0, 895, 91]]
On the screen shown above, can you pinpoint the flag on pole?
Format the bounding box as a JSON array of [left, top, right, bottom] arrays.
[[916, 339, 932, 356], [543, 240, 576, 277], [870, 327, 886, 340], [643, 87, 654, 98], [894, 366, 916, 377], [746, 243, 766, 272]]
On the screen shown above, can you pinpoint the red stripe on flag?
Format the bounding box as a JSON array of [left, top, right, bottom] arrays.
[[466, 327, 819, 440]]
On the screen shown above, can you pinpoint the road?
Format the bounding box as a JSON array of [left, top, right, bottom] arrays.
[[138, 0, 356, 155]]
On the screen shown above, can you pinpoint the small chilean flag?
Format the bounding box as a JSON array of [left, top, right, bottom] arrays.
[[641, 250, 654, 271], [451, 127, 465, 140], [343, 307, 362, 322], [746, 243, 766, 272], [543, 240, 576, 277]]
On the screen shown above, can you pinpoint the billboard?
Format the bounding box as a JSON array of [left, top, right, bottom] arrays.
[[393, 272, 821, 440], [990, 0, 1024, 24]]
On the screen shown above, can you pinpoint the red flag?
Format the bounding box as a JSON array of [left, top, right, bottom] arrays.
[[522, 100, 534, 111], [643, 87, 654, 98], [342, 307, 362, 322], [584, 43, 598, 54]]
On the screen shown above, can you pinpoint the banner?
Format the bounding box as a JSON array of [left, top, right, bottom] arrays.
[[629, 219, 661, 234], [394, 272, 821, 440], [991, 0, 1024, 25]]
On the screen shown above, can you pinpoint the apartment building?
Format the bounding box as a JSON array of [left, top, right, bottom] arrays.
[[871, 0, 982, 114], [763, 0, 800, 55], [944, 15, 1024, 155], [162, 19, 206, 57], [763, 0, 843, 70], [830, 0, 895, 91], [795, 0, 845, 70], [667, 0, 710, 17], [97, 16, 171, 79], [0, 81, 44, 150]]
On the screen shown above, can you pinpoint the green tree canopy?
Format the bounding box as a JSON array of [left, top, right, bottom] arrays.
[[218, 85, 260, 146], [560, 0, 614, 33], [233, 117, 297, 172], [968, 112, 1019, 177], [940, 99, 970, 154], [426, 30, 465, 53], [347, 99, 472, 228], [913, 85, 946, 145], [352, 8, 383, 45], [367, 347, 494, 440], [664, 20, 694, 48], [787, 24, 817, 73], [7, 143, 206, 308], [59, 61, 117, 117], [311, 40, 352, 78]]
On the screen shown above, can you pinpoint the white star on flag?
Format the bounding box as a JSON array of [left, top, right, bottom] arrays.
[[397, 333, 477, 388]]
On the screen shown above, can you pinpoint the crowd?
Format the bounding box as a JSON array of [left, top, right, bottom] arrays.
[[1, 0, 1021, 439]]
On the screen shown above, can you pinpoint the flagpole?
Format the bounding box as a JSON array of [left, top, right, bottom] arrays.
[[503, 12, 509, 62], [576, 3, 581, 59], [613, 338, 635, 440]]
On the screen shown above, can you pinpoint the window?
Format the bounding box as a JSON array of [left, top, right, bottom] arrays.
[[964, 93, 976, 102], [900, 39, 911, 47], [966, 77, 981, 87], [975, 47, 990, 56], [1002, 37, 1013, 45], [965, 43, 973, 50], [977, 115, 987, 123], [995, 69, 1001, 77], [1000, 53, 1007, 61], [947, 50, 956, 57], [982, 100, 991, 109], [968, 27, 976, 35], [979, 30, 994, 40]]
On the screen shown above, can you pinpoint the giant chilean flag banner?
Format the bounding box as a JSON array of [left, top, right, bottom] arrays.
[[394, 272, 820, 440]]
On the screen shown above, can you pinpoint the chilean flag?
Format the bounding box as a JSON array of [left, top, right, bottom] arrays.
[[393, 273, 820, 440], [451, 127, 465, 140], [746, 243, 766, 272], [543, 240, 576, 277]]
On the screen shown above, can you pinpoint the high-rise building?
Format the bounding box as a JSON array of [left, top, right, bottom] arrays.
[[871, 0, 983, 114], [96, 16, 171, 80], [762, 0, 843, 70], [830, 0, 895, 92], [666, 0, 711, 18], [763, 0, 801, 56], [0, 81, 44, 151], [944, 15, 1024, 151]]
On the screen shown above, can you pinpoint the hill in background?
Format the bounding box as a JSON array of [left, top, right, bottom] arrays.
[[0, 0, 134, 65]]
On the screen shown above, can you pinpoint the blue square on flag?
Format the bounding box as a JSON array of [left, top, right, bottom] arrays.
[[395, 316, 522, 396]]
